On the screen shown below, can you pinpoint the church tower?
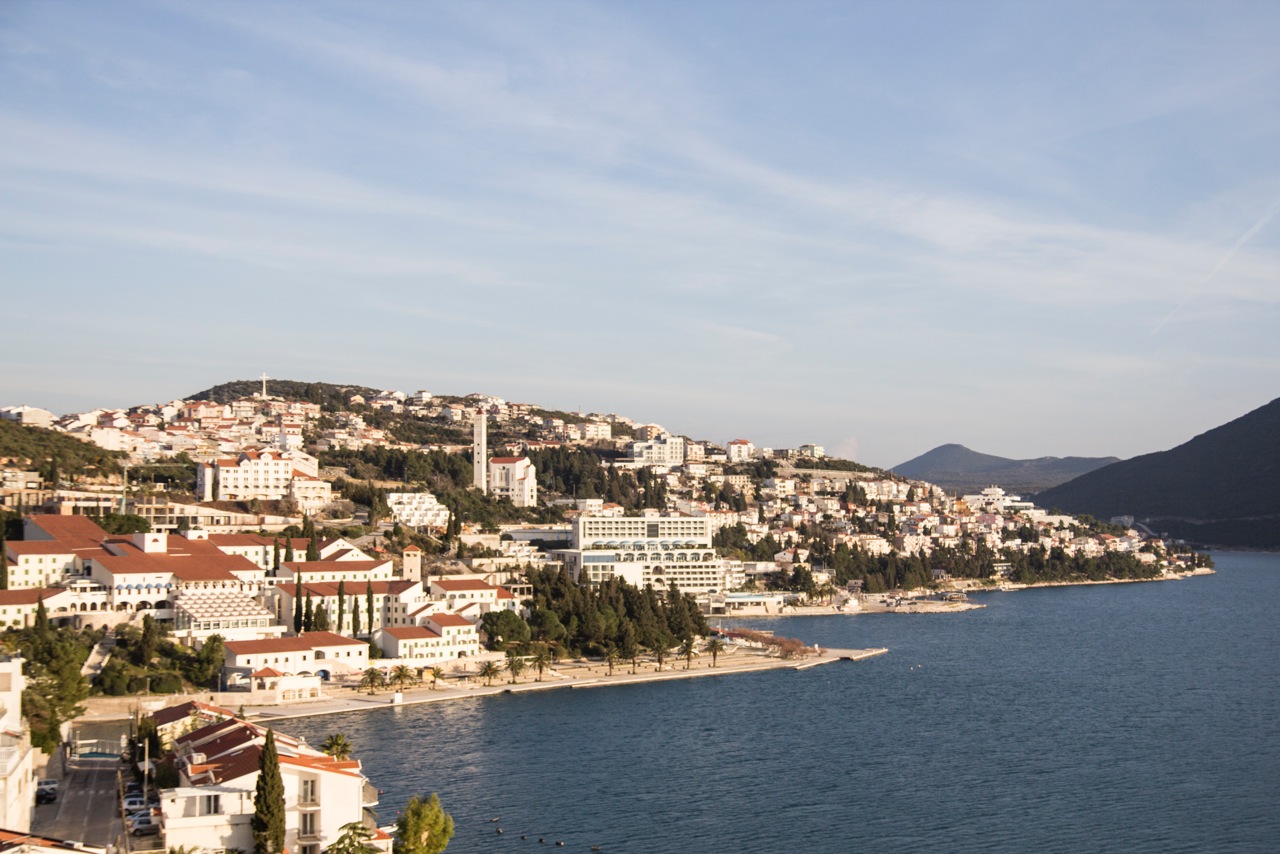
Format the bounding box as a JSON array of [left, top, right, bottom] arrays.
[[473, 408, 488, 493]]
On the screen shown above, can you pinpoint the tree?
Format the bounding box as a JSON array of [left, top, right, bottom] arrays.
[[389, 664, 418, 693], [336, 579, 347, 634], [312, 604, 331, 632], [530, 644, 552, 681], [351, 596, 362, 638], [679, 635, 697, 670], [252, 730, 286, 854], [138, 613, 159, 666], [360, 668, 386, 695], [505, 652, 526, 684], [272, 538, 281, 572], [705, 636, 727, 667], [604, 647, 620, 676], [477, 661, 501, 686], [306, 531, 320, 562], [285, 539, 295, 563], [427, 666, 445, 690], [647, 639, 668, 672], [366, 581, 376, 634], [326, 821, 380, 854], [293, 587, 303, 635], [393, 792, 454, 854], [303, 594, 314, 633], [321, 733, 353, 761]]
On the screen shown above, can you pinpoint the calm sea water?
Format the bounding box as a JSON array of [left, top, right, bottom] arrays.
[[286, 553, 1279, 853]]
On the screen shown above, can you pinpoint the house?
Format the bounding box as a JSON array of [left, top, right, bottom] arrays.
[[0, 656, 36, 832], [223, 632, 368, 680], [162, 716, 388, 854], [488, 457, 538, 507]]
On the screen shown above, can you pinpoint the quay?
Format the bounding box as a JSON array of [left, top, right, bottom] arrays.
[[235, 645, 890, 723]]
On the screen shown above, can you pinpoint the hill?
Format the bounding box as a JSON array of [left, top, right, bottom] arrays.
[[1033, 397, 1280, 548], [187, 379, 382, 409], [0, 418, 124, 480], [891, 444, 1119, 494]]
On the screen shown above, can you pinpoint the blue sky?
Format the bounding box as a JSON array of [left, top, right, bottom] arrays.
[[2, 1, 1278, 468]]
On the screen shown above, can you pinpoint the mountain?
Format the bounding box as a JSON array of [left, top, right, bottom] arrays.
[[1033, 397, 1280, 549], [891, 444, 1119, 494], [187, 379, 382, 408]]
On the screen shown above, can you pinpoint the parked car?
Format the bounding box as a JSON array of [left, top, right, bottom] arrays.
[[36, 788, 57, 805], [131, 821, 161, 838], [37, 779, 58, 793], [122, 796, 148, 811]]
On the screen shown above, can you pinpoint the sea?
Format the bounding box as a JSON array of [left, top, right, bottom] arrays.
[[284, 552, 1279, 853]]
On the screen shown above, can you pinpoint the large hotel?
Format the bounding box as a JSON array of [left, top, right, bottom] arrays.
[[559, 515, 730, 595]]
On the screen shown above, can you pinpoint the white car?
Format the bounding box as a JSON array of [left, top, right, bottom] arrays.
[[38, 779, 58, 793], [122, 796, 148, 811]]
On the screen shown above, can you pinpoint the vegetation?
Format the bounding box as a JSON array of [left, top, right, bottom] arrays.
[[95, 623, 224, 695], [325, 822, 381, 854], [252, 730, 286, 854], [9, 606, 93, 749], [189, 379, 381, 409], [0, 418, 125, 481], [321, 733, 353, 761], [393, 792, 454, 854]]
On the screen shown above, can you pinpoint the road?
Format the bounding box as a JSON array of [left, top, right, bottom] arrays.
[[32, 756, 124, 850]]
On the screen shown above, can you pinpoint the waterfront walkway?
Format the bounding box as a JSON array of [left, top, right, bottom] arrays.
[[244, 646, 889, 723]]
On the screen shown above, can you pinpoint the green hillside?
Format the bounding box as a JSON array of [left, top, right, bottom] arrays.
[[0, 418, 124, 480], [188, 379, 382, 410], [1034, 397, 1280, 548]]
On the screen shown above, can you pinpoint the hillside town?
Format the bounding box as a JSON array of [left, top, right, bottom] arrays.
[[0, 381, 1210, 852]]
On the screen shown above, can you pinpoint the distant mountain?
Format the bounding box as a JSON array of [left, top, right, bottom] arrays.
[[1033, 397, 1280, 549], [891, 444, 1119, 494]]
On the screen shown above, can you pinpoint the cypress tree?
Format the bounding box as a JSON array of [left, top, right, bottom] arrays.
[[292, 585, 303, 635], [271, 538, 281, 572], [312, 603, 330, 632], [351, 596, 361, 638], [252, 730, 286, 854], [366, 580, 376, 633], [285, 540, 295, 563], [303, 594, 314, 633], [306, 532, 320, 562], [336, 579, 347, 634]]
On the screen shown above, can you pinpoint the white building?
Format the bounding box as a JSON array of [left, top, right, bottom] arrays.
[[559, 515, 729, 595], [196, 449, 326, 505], [488, 456, 537, 507], [163, 716, 388, 854], [630, 435, 685, 466], [727, 439, 754, 463], [0, 656, 36, 833], [386, 491, 451, 529], [473, 411, 488, 492]]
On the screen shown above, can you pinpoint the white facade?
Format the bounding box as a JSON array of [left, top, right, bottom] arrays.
[[473, 411, 488, 492], [386, 491, 450, 529], [559, 515, 729, 595], [488, 456, 537, 507], [727, 439, 754, 463], [0, 656, 35, 833], [630, 435, 685, 466]]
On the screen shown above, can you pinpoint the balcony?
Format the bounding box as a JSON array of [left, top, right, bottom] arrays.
[[362, 782, 379, 807]]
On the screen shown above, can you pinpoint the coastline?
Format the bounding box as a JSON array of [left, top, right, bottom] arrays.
[[240, 646, 889, 723]]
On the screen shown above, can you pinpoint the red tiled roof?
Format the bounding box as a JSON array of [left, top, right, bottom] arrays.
[[382, 626, 442, 640], [0, 588, 64, 606], [426, 613, 472, 628], [225, 632, 365, 655], [431, 579, 496, 592], [25, 514, 108, 543]]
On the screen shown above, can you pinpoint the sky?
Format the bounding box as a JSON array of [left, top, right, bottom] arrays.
[[2, 1, 1278, 469]]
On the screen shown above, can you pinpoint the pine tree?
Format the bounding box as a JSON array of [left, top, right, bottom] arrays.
[[306, 531, 320, 562], [312, 604, 330, 632], [393, 792, 454, 854], [252, 730, 286, 854]]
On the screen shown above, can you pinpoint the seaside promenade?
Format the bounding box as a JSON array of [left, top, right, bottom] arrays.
[[244, 646, 889, 723]]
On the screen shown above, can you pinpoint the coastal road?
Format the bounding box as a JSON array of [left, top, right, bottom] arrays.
[[32, 756, 123, 849]]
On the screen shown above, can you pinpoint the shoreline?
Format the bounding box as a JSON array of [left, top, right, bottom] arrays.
[[240, 646, 889, 723]]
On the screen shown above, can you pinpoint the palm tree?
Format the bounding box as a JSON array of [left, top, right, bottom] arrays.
[[531, 644, 553, 682], [428, 666, 446, 690], [389, 664, 418, 693], [647, 641, 668, 672], [360, 667, 386, 695], [604, 647, 621, 676], [679, 635, 697, 670], [505, 649, 527, 684], [705, 636, 727, 668], [320, 733, 352, 761], [477, 660, 501, 686]]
